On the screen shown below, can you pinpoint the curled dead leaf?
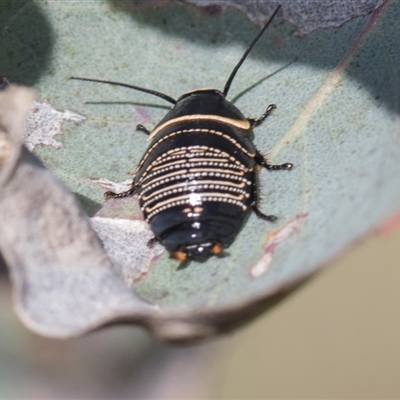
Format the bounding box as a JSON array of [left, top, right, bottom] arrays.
[[0, 86, 160, 338]]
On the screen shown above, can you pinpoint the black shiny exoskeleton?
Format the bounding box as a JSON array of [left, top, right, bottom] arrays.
[[71, 5, 292, 261]]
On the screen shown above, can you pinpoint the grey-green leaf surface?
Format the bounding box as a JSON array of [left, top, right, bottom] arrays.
[[1, 0, 400, 341], [176, 0, 380, 35]]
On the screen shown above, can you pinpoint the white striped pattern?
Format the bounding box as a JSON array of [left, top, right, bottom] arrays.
[[137, 145, 253, 221]]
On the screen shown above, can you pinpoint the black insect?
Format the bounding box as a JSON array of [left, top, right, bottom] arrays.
[[71, 5, 292, 262]]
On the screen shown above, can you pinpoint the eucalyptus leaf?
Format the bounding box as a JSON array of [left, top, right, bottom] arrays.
[[1, 0, 399, 342], [141, 0, 380, 35]]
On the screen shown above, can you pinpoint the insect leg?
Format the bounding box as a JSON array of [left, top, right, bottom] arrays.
[[250, 176, 278, 222], [252, 205, 278, 222], [136, 124, 151, 135], [104, 185, 137, 200], [147, 236, 159, 248], [254, 150, 293, 171], [248, 104, 276, 128]]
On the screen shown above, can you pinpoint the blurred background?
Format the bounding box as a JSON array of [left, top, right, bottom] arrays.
[[1, 226, 399, 399]]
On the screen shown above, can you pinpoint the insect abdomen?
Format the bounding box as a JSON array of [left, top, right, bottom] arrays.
[[134, 119, 256, 258]]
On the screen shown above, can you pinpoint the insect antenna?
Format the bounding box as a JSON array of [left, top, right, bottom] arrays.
[[70, 77, 177, 105], [222, 5, 281, 97]]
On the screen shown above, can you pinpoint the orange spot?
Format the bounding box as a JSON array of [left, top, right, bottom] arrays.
[[173, 250, 187, 261], [211, 242, 224, 255]]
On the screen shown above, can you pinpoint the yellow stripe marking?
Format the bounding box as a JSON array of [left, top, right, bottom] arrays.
[[141, 179, 247, 201], [139, 166, 248, 186], [140, 170, 186, 188], [152, 159, 187, 171], [140, 169, 250, 189], [138, 130, 255, 171], [144, 192, 246, 213], [188, 167, 248, 176], [148, 115, 251, 140]]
